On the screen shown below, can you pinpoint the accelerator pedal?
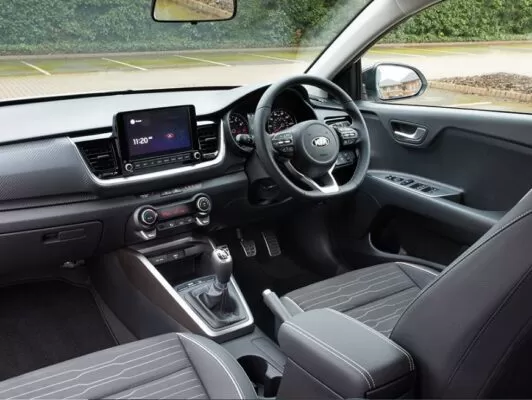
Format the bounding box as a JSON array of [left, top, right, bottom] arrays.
[[261, 231, 282, 257]]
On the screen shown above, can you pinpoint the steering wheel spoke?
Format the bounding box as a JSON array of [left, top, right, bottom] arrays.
[[334, 125, 361, 147], [271, 130, 296, 158], [284, 161, 339, 194]]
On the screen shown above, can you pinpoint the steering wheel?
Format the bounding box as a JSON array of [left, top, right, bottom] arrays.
[[254, 75, 371, 199]]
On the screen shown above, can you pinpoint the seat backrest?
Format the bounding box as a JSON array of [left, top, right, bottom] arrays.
[[391, 189, 532, 398]]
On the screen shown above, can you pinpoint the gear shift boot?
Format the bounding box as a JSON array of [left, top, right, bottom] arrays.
[[179, 276, 247, 329], [177, 246, 248, 330]]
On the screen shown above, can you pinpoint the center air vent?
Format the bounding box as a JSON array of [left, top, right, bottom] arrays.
[[197, 124, 219, 160], [324, 116, 352, 127], [77, 138, 120, 179]]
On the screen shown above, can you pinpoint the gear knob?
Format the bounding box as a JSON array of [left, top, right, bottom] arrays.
[[210, 248, 233, 287]]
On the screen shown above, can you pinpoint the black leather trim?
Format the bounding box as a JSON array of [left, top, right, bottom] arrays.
[[391, 189, 532, 398], [278, 309, 414, 399]]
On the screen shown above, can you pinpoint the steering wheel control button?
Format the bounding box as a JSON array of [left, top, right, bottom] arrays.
[[140, 208, 158, 226], [196, 196, 212, 213], [335, 126, 359, 146], [272, 132, 295, 157]]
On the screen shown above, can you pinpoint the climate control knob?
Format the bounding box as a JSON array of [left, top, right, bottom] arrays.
[[139, 207, 158, 226], [195, 196, 212, 214]]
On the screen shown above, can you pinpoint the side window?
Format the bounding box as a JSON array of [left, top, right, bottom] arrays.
[[361, 0, 532, 114]]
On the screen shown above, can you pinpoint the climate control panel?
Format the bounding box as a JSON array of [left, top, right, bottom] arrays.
[[127, 194, 212, 242]]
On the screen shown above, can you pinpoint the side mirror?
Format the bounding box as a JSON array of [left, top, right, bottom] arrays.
[[362, 63, 427, 101], [152, 0, 236, 22]]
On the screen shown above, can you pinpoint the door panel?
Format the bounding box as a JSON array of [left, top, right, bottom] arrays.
[[332, 101, 532, 268]]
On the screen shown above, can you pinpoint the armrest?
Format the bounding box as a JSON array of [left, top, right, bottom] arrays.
[[278, 308, 414, 399]]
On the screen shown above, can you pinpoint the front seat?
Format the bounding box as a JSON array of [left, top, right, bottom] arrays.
[[282, 261, 438, 336], [0, 333, 256, 399], [283, 190, 532, 398]]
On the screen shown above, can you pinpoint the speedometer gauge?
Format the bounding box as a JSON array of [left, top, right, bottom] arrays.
[[229, 113, 249, 136], [266, 109, 296, 134]]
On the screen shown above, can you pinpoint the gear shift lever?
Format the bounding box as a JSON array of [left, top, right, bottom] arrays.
[[211, 248, 233, 288], [179, 246, 247, 329], [200, 248, 234, 310]]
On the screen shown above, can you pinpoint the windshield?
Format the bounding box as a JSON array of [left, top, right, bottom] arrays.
[[0, 0, 370, 100]]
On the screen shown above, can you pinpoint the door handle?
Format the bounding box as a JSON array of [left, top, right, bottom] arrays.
[[393, 127, 427, 143]]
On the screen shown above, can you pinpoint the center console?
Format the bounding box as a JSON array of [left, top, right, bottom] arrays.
[[119, 236, 254, 340], [276, 308, 415, 399]]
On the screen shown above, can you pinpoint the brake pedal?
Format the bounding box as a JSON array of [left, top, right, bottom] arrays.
[[262, 231, 281, 257], [236, 228, 257, 258]]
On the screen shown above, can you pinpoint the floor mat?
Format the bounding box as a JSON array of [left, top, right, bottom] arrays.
[[0, 280, 118, 380]]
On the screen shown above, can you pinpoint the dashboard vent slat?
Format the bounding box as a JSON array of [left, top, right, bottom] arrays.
[[197, 124, 219, 160], [77, 138, 120, 179], [324, 116, 352, 127]]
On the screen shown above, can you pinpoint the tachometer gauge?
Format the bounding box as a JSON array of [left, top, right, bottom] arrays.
[[266, 109, 296, 134], [229, 113, 249, 136]]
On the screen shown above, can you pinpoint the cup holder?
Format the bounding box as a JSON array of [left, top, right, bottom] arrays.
[[238, 355, 281, 398]]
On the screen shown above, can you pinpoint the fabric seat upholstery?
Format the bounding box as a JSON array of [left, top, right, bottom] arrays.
[[281, 261, 439, 336], [0, 332, 256, 400]]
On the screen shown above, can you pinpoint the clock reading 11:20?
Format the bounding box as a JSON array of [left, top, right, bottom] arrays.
[[132, 136, 153, 145]]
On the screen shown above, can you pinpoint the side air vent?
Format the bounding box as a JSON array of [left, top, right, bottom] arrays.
[[77, 139, 120, 179], [324, 116, 352, 127], [197, 124, 219, 160]]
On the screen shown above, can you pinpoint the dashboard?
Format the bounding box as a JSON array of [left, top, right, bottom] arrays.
[[0, 82, 353, 274]]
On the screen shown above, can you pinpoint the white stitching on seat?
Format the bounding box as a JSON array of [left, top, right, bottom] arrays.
[[159, 385, 203, 399], [61, 357, 188, 399], [329, 309, 415, 372], [140, 379, 201, 399], [290, 266, 395, 301], [304, 280, 409, 309], [0, 337, 181, 396], [396, 262, 439, 276], [284, 321, 375, 389], [350, 292, 417, 320], [297, 270, 403, 305], [114, 368, 195, 399], [7, 349, 185, 399], [360, 309, 405, 326], [282, 296, 305, 312], [178, 334, 244, 400]]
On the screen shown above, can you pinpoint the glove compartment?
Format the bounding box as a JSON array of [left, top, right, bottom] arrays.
[[0, 221, 102, 274]]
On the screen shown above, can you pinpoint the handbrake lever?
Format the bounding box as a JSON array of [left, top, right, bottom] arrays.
[[262, 289, 293, 322]]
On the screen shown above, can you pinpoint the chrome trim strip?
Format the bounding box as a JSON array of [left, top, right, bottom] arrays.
[[69, 120, 225, 187], [285, 161, 339, 194], [132, 250, 254, 337], [71, 132, 113, 143]]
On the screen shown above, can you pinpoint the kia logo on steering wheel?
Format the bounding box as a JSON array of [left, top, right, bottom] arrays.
[[312, 136, 330, 147]]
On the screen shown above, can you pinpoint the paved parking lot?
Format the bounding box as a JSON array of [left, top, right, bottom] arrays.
[[0, 43, 530, 113]]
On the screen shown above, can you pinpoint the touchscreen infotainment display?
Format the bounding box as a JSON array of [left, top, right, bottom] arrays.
[[116, 105, 196, 160]]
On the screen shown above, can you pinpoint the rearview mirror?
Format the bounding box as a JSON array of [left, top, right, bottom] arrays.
[[152, 0, 236, 22], [362, 63, 427, 101]]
